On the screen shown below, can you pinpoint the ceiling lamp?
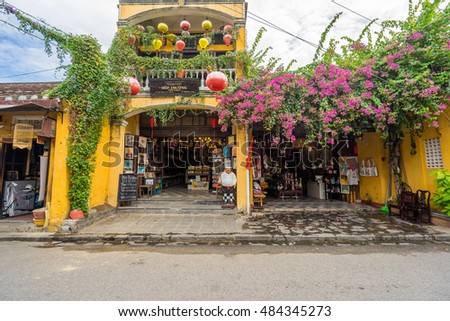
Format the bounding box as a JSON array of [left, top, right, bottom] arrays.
[[206, 72, 228, 92], [198, 37, 209, 49], [157, 22, 169, 33], [202, 19, 212, 32], [180, 19, 191, 31]]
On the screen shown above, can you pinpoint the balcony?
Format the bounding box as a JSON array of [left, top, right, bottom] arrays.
[[137, 68, 236, 94]]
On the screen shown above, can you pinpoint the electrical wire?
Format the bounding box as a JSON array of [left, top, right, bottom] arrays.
[[218, 3, 322, 51], [0, 66, 67, 79], [3, 1, 65, 34], [0, 18, 47, 41]]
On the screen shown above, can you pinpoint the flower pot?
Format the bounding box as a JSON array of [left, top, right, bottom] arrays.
[[69, 209, 85, 220]]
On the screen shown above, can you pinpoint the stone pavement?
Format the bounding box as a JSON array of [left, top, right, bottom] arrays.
[[1, 198, 449, 245]]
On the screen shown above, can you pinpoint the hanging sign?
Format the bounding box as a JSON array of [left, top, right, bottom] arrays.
[[149, 79, 200, 97]]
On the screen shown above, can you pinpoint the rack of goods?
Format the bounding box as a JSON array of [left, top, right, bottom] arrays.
[[186, 166, 210, 191]]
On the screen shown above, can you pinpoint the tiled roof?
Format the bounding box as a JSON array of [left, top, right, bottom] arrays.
[[0, 82, 60, 100], [0, 82, 61, 111]]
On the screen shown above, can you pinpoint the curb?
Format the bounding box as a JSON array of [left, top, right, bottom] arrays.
[[1, 232, 450, 245]]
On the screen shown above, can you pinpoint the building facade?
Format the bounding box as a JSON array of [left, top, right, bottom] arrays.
[[1, 1, 448, 231]]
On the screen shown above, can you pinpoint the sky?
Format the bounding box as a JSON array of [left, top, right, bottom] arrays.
[[0, 0, 443, 83]]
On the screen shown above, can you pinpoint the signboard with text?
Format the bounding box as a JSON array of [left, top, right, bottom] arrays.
[[149, 78, 200, 97]]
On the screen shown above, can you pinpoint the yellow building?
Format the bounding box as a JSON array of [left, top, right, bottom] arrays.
[[358, 111, 450, 208], [1, 1, 448, 231]]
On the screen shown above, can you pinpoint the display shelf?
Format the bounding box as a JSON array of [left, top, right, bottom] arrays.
[[324, 170, 341, 201], [185, 166, 210, 190]]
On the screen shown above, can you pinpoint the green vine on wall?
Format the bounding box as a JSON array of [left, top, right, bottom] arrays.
[[1, 5, 126, 214]]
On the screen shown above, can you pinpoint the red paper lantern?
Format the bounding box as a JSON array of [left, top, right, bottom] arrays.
[[180, 20, 191, 31], [223, 24, 233, 33], [148, 116, 155, 128], [123, 77, 141, 95], [210, 116, 218, 129], [223, 34, 232, 46], [128, 34, 136, 45], [176, 39, 185, 51], [206, 72, 228, 91]]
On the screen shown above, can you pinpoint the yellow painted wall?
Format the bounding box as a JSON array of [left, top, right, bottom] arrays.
[[401, 113, 450, 207], [47, 111, 70, 230], [89, 120, 112, 208], [107, 120, 128, 207], [357, 132, 389, 204], [125, 115, 140, 135], [119, 3, 245, 22], [358, 110, 450, 207]]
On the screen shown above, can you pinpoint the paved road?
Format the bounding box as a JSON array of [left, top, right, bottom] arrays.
[[0, 242, 449, 301]]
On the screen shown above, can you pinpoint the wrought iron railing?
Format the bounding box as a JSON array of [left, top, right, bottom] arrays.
[[138, 68, 236, 92]]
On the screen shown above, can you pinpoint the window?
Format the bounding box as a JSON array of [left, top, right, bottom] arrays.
[[424, 138, 443, 169]]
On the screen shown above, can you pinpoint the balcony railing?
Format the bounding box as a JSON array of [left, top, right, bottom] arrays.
[[138, 68, 236, 93]]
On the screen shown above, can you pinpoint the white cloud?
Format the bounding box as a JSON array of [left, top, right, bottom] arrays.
[[1, 0, 447, 82]]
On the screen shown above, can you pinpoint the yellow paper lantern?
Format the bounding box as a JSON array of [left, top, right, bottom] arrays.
[[167, 33, 177, 43], [202, 19, 213, 31], [152, 38, 163, 50], [198, 37, 209, 49], [157, 22, 169, 33]]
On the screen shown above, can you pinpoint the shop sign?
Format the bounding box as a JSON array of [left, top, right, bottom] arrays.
[[118, 174, 138, 202], [12, 115, 43, 131], [149, 79, 200, 97]]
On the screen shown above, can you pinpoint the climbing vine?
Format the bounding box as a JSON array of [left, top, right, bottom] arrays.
[[1, 4, 126, 214]]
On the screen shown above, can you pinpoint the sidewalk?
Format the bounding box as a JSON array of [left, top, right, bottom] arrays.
[[1, 202, 450, 245]]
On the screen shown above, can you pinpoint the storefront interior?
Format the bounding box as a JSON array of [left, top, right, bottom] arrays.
[[122, 114, 362, 207], [121, 111, 234, 198]]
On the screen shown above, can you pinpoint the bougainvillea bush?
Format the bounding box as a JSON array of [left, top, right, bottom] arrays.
[[218, 0, 449, 151]]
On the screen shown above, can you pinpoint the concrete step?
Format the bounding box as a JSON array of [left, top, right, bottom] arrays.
[[118, 198, 235, 214], [117, 207, 236, 214]]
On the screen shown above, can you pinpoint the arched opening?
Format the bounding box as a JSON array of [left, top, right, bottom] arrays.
[[120, 105, 234, 206]]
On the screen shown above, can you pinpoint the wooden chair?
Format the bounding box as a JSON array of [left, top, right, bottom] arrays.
[[413, 190, 431, 224], [401, 189, 431, 224], [399, 191, 417, 221]]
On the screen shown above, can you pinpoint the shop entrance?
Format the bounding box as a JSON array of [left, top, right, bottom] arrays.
[[250, 125, 360, 205], [1, 140, 50, 218], [122, 110, 233, 203]]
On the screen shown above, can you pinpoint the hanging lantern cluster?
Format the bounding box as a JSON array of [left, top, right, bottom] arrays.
[[130, 19, 234, 52]]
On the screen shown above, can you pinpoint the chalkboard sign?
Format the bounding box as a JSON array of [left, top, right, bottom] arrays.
[[118, 174, 138, 202]]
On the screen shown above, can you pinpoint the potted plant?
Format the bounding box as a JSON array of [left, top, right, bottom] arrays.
[[69, 209, 85, 220]]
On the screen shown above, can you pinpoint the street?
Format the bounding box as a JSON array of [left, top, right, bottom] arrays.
[[0, 241, 449, 301]]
